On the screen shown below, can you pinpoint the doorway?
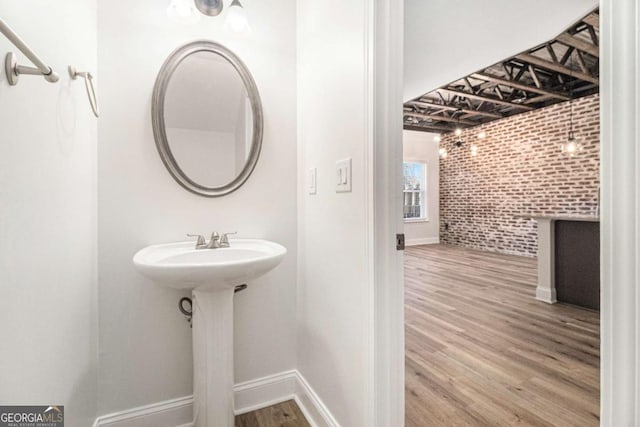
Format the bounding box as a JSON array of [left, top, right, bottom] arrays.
[[401, 7, 601, 426]]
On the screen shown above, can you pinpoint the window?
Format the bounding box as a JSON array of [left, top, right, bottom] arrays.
[[403, 161, 427, 221]]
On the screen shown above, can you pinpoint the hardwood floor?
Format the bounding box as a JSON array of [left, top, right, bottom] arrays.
[[235, 400, 310, 427], [405, 244, 600, 427]]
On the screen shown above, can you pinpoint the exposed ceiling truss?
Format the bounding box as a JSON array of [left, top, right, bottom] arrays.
[[404, 8, 600, 134]]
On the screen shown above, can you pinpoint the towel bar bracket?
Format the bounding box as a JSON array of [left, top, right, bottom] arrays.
[[5, 52, 59, 86]]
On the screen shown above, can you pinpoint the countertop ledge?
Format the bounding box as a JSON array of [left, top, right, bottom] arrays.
[[517, 214, 600, 222]]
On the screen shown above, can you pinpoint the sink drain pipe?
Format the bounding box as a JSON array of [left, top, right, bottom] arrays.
[[178, 284, 248, 327]]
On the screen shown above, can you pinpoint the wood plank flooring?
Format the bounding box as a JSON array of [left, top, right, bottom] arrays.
[[405, 244, 600, 427], [235, 400, 310, 427]]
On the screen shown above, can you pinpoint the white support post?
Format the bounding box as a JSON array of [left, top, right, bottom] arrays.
[[535, 218, 557, 304]]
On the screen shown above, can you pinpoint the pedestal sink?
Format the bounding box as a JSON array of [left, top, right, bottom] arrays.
[[133, 239, 286, 427]]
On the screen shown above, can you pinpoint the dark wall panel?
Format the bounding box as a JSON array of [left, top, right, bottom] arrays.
[[555, 220, 600, 311]]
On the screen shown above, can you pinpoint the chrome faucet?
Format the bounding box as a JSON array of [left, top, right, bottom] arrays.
[[207, 232, 221, 249], [187, 234, 208, 249], [219, 232, 237, 247], [187, 232, 237, 249]]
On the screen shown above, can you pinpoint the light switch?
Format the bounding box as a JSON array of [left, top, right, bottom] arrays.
[[336, 158, 352, 193], [308, 167, 317, 195]]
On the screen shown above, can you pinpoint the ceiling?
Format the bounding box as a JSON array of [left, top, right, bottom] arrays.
[[404, 8, 599, 134]]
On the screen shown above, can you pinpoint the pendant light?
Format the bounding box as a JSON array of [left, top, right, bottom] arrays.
[[433, 134, 447, 158], [454, 127, 463, 147], [453, 109, 464, 148], [561, 56, 583, 157], [471, 124, 485, 156]]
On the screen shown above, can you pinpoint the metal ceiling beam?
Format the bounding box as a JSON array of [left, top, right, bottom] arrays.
[[403, 123, 454, 133], [437, 88, 535, 111], [403, 8, 599, 134], [471, 72, 570, 101], [528, 65, 542, 88], [410, 100, 503, 119], [556, 33, 599, 57], [404, 111, 477, 126], [582, 14, 599, 29], [522, 94, 559, 105], [515, 53, 599, 84]]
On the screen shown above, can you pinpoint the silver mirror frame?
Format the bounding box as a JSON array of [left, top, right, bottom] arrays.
[[151, 40, 263, 198]]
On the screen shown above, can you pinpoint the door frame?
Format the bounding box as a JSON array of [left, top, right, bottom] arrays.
[[600, 1, 640, 425], [371, 1, 640, 426], [369, 0, 405, 425]]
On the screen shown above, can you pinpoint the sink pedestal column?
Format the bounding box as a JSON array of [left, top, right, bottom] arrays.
[[192, 288, 235, 427]]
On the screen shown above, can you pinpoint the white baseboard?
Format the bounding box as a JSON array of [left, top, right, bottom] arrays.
[[535, 286, 557, 304], [293, 371, 340, 427], [93, 370, 338, 427], [234, 370, 298, 415], [406, 236, 439, 246], [93, 396, 193, 427]]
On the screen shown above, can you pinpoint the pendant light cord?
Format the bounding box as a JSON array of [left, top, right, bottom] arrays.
[[569, 55, 574, 135]]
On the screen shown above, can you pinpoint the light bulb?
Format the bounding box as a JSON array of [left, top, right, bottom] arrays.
[[433, 135, 441, 143], [470, 145, 478, 156], [477, 131, 486, 140], [562, 131, 583, 157], [226, 0, 250, 32], [167, 0, 200, 24], [455, 128, 462, 137], [439, 147, 448, 159]]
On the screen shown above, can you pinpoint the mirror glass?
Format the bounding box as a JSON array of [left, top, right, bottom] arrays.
[[152, 41, 263, 197]]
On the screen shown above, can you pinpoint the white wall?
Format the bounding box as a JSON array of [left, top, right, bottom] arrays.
[[404, 0, 599, 101], [403, 131, 439, 246], [297, 0, 373, 425], [97, 0, 297, 415], [0, 1, 98, 425]]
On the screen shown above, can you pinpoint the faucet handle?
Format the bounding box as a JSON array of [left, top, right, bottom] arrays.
[[219, 232, 237, 247], [206, 231, 221, 249], [187, 234, 206, 247]]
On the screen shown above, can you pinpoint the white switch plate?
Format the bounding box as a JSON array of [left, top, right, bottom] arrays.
[[336, 158, 352, 193], [308, 167, 317, 195]]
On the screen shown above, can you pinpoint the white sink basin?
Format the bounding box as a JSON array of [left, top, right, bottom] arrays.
[[133, 237, 287, 427], [133, 239, 286, 292]]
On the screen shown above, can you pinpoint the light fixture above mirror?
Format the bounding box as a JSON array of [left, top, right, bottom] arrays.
[[194, 0, 223, 16], [167, 0, 250, 32], [226, 0, 249, 32], [167, 0, 200, 24]]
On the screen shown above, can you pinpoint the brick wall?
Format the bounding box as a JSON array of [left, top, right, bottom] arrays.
[[439, 93, 600, 257]]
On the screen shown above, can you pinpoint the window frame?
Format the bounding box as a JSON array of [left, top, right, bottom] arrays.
[[402, 159, 429, 223]]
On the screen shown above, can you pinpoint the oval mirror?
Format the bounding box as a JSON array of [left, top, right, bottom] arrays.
[[152, 40, 263, 197]]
